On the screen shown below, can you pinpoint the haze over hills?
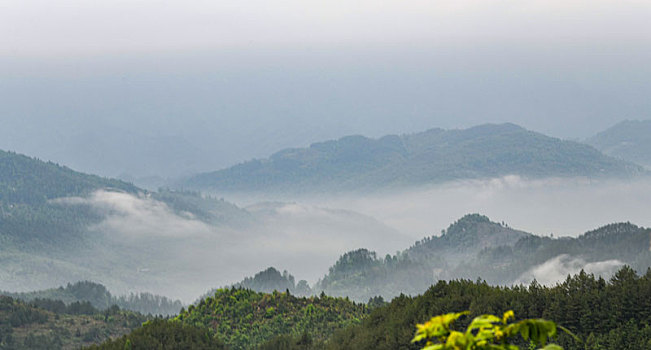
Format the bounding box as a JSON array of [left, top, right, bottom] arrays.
[[586, 120, 651, 168], [227, 214, 651, 303], [183, 123, 645, 194], [0, 149, 405, 300]]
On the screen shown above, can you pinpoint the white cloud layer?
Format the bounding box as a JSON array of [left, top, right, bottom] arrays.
[[515, 254, 624, 286], [53, 190, 404, 301]]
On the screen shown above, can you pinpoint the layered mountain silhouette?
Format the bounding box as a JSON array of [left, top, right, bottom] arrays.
[[184, 123, 645, 193]]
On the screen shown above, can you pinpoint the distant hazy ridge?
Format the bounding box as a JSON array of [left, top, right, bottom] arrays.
[[184, 123, 645, 193]]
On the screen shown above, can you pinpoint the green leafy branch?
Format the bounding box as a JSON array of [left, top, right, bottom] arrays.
[[412, 310, 577, 350]]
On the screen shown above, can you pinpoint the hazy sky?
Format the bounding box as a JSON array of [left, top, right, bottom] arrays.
[[2, 0, 651, 177]]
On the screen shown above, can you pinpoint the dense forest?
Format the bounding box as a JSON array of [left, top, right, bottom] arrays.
[[0, 150, 138, 246], [177, 288, 366, 349], [2, 281, 183, 316], [324, 266, 651, 350], [0, 295, 147, 350], [83, 266, 651, 349]]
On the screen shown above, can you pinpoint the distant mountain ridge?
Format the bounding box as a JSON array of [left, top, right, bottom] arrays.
[[229, 214, 651, 302], [586, 120, 651, 167], [0, 149, 253, 295], [183, 123, 644, 193]]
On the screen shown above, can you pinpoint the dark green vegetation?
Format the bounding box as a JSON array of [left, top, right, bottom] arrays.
[[0, 148, 253, 295], [0, 149, 137, 246], [199, 268, 313, 302], [151, 189, 251, 227], [0, 295, 147, 350], [325, 266, 651, 350], [587, 120, 651, 167], [85, 319, 226, 350], [0, 150, 140, 291], [310, 215, 651, 302], [88, 267, 651, 350], [2, 281, 183, 316], [176, 288, 367, 349], [184, 124, 644, 193]]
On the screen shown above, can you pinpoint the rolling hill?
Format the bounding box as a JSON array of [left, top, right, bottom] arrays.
[[183, 123, 645, 194], [586, 120, 651, 168], [0, 149, 250, 296], [230, 214, 651, 303]]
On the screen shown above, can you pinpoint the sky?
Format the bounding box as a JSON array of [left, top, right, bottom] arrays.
[[1, 0, 651, 178]]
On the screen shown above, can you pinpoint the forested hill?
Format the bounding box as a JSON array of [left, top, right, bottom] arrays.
[[0, 294, 147, 350], [175, 288, 366, 349], [310, 215, 651, 302], [0, 150, 138, 205], [183, 123, 645, 193], [199, 214, 650, 304], [586, 119, 651, 167], [2, 281, 183, 316], [0, 149, 253, 295], [0, 149, 140, 246], [88, 267, 651, 349], [324, 267, 651, 350]]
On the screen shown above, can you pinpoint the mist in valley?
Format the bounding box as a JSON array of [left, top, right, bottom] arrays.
[[13, 175, 646, 303]]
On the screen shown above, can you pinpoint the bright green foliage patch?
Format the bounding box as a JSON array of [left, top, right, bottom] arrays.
[[176, 288, 367, 349], [413, 310, 571, 350]]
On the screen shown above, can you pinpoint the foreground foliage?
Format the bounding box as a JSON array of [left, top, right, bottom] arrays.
[[413, 310, 568, 350], [326, 266, 651, 349]]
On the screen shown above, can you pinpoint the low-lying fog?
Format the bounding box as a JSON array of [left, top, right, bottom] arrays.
[[275, 175, 651, 240], [44, 176, 651, 302]]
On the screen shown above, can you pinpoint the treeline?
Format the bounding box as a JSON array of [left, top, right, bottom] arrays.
[[3, 281, 184, 316], [0, 295, 147, 350], [178, 288, 367, 349], [322, 266, 651, 350], [87, 266, 651, 350], [312, 216, 651, 302], [85, 319, 226, 350]]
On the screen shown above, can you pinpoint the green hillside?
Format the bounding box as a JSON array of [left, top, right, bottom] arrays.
[[176, 288, 367, 349], [0, 150, 138, 247], [0, 149, 255, 294], [184, 124, 644, 193], [0, 295, 147, 350]]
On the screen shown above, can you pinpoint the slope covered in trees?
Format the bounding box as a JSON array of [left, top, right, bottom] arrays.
[[2, 281, 183, 316], [0, 295, 147, 350], [0, 149, 259, 296], [183, 123, 644, 193], [86, 267, 651, 350], [176, 288, 367, 349], [324, 267, 651, 350], [85, 319, 226, 350], [0, 150, 138, 247], [586, 120, 651, 167]]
